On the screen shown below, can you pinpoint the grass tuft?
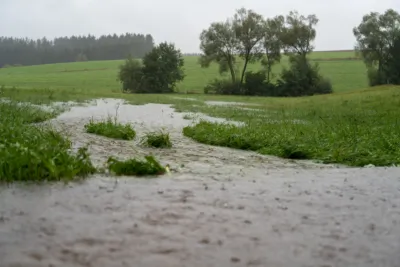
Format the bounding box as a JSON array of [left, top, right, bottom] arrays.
[[107, 155, 166, 176], [84, 117, 136, 140], [140, 130, 172, 148], [0, 101, 96, 182]]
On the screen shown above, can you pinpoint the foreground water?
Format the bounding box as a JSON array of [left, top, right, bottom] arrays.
[[1, 99, 399, 267]]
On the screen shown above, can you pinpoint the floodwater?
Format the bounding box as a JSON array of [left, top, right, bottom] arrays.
[[1, 99, 400, 267]]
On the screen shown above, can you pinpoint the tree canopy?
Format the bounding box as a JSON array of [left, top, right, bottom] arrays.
[[199, 8, 329, 97], [353, 9, 400, 85], [118, 42, 185, 93]]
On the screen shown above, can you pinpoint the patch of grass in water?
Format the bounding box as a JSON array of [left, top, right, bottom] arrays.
[[140, 130, 172, 148], [84, 117, 136, 140], [0, 101, 96, 182], [183, 87, 400, 167], [107, 155, 166, 176]]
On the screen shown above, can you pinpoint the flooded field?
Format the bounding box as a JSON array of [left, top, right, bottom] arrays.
[[1, 99, 400, 267]]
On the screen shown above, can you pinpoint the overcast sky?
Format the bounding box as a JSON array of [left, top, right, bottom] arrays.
[[1, 0, 398, 52]]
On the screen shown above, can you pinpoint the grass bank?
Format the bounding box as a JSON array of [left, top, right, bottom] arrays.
[[2, 82, 398, 168], [0, 101, 96, 182], [183, 86, 400, 167]]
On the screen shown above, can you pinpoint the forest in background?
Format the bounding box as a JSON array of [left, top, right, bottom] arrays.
[[0, 33, 154, 67]]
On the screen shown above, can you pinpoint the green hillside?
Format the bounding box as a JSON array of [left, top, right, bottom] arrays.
[[0, 51, 368, 94]]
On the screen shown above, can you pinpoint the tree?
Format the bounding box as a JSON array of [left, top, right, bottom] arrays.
[[277, 55, 332, 96], [276, 11, 331, 96], [262, 15, 285, 82], [233, 8, 265, 86], [280, 11, 319, 57], [117, 55, 145, 93], [353, 9, 400, 85], [141, 42, 185, 93], [385, 35, 400, 84], [199, 20, 238, 83]]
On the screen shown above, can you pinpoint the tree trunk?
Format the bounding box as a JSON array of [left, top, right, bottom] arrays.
[[240, 53, 250, 86], [228, 61, 236, 83]]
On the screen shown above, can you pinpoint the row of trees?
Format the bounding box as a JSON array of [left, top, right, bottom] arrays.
[[117, 8, 400, 96], [353, 9, 400, 86], [198, 8, 332, 96], [0, 33, 154, 67]]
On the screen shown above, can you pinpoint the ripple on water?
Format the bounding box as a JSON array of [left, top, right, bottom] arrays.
[[1, 98, 400, 267]]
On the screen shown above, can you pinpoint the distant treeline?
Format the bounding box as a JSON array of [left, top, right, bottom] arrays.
[[0, 33, 154, 67]]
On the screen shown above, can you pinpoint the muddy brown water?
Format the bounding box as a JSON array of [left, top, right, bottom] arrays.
[[1, 99, 399, 267]]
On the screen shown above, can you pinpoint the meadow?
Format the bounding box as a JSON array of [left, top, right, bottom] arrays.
[[0, 50, 399, 183], [0, 51, 368, 94]]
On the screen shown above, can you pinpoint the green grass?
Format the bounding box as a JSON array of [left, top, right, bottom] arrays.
[[183, 86, 400, 167], [140, 130, 172, 148], [107, 155, 166, 176], [0, 51, 367, 94], [84, 117, 136, 140], [0, 101, 96, 182], [1, 51, 398, 168]]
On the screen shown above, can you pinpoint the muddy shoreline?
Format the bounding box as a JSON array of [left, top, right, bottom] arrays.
[[1, 99, 399, 267]]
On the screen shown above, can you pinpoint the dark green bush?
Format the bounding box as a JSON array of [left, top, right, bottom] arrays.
[[277, 55, 333, 96], [243, 71, 280, 96], [204, 79, 241, 95]]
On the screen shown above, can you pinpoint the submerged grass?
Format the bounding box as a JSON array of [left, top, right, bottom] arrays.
[[107, 155, 166, 176], [140, 130, 172, 148], [84, 117, 136, 140], [0, 101, 96, 182], [183, 86, 400, 167]]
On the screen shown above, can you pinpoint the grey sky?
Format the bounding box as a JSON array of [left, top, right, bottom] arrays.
[[1, 0, 398, 52]]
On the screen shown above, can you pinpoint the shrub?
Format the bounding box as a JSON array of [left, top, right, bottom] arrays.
[[204, 79, 241, 95], [243, 71, 267, 95], [117, 56, 146, 93], [277, 55, 333, 96], [140, 131, 172, 148], [243, 71, 280, 96], [0, 102, 96, 182], [84, 117, 136, 140], [107, 155, 166, 176]]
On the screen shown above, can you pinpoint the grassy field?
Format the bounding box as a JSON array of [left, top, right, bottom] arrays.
[[0, 51, 368, 94], [1, 50, 399, 182]]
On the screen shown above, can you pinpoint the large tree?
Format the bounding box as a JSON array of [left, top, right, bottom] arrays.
[[199, 21, 238, 82], [353, 9, 400, 85], [118, 42, 185, 93], [280, 11, 319, 57], [232, 8, 265, 86], [262, 15, 285, 82], [141, 42, 185, 93]]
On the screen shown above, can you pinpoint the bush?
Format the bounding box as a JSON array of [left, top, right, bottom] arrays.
[[107, 155, 166, 176], [204, 79, 241, 95], [140, 131, 172, 148], [0, 102, 96, 182], [243, 71, 267, 95], [84, 117, 136, 140], [277, 55, 333, 96], [243, 71, 280, 96], [118, 56, 146, 93], [118, 42, 185, 93]]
